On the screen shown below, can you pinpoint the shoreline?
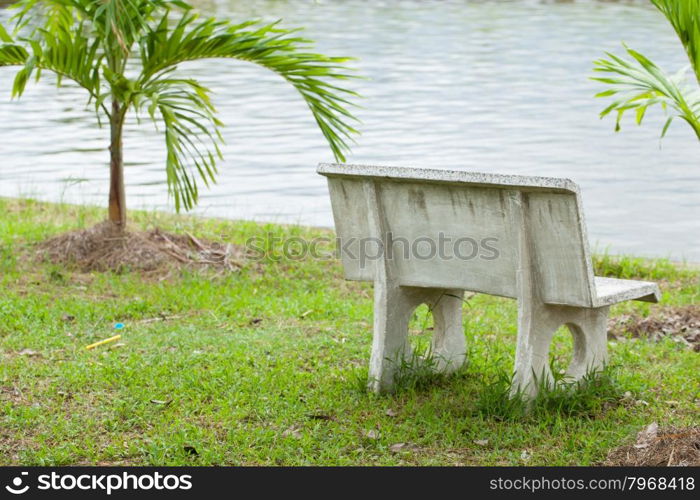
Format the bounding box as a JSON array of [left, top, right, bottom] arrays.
[[1, 195, 697, 268]]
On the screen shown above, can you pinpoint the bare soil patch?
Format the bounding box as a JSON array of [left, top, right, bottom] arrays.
[[34, 221, 245, 273], [604, 423, 700, 466], [608, 306, 700, 351]]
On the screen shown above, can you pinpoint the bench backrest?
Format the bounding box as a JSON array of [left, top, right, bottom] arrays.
[[319, 163, 597, 307]]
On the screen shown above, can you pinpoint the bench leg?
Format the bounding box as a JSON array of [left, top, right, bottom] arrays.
[[512, 302, 610, 399], [368, 282, 415, 393], [368, 284, 466, 393], [565, 306, 610, 381], [428, 289, 467, 373], [512, 302, 558, 399]]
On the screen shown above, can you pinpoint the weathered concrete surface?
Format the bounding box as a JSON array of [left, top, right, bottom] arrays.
[[369, 284, 466, 393], [318, 163, 661, 396]]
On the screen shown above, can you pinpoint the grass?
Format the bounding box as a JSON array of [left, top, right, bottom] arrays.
[[0, 197, 698, 466]]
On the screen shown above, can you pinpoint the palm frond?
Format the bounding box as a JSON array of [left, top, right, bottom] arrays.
[[593, 0, 700, 141], [10, 0, 78, 35], [139, 14, 360, 163], [135, 77, 223, 210], [651, 0, 700, 85], [0, 23, 29, 66], [593, 46, 700, 140], [11, 0, 178, 69], [7, 19, 106, 118]]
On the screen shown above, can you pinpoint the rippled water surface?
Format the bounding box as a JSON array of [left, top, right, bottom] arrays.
[[1, 0, 698, 260]]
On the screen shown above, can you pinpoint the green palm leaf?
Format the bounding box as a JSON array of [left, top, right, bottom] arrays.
[[593, 0, 700, 141], [0, 43, 29, 67], [651, 0, 700, 85], [138, 14, 360, 160], [13, 23, 103, 97], [136, 77, 223, 210], [592, 45, 700, 139], [133, 13, 359, 210], [0, 22, 28, 65]]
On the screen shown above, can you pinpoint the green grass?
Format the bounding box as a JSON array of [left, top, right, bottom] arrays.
[[0, 197, 698, 466]]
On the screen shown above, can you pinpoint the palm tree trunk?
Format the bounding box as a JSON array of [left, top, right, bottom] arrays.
[[108, 100, 127, 228]]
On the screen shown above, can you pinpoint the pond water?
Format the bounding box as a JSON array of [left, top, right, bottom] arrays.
[[0, 0, 698, 261]]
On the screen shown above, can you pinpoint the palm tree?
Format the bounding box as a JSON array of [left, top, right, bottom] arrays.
[[592, 0, 700, 141], [0, 0, 359, 229]]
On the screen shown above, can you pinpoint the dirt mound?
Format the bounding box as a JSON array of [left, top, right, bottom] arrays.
[[35, 221, 245, 273], [608, 306, 700, 351], [604, 423, 700, 466]]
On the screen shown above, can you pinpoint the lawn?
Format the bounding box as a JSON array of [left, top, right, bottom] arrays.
[[0, 197, 697, 465]]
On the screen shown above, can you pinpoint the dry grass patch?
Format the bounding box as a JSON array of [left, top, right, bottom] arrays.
[[604, 423, 700, 466], [35, 221, 246, 274]]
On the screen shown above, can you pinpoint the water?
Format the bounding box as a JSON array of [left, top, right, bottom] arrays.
[[0, 0, 698, 261]]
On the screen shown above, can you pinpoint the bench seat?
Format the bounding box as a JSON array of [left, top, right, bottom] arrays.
[[593, 277, 660, 307]]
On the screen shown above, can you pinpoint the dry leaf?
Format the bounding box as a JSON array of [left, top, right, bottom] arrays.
[[307, 413, 334, 421], [365, 429, 380, 440], [282, 426, 302, 439], [474, 439, 489, 447], [149, 399, 172, 406], [634, 422, 659, 449], [18, 349, 40, 357], [389, 443, 407, 453], [607, 306, 700, 350]]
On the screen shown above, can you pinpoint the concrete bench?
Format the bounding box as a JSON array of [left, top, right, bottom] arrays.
[[318, 163, 660, 396]]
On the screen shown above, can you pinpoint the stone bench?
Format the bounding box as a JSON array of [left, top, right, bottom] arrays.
[[318, 163, 660, 396]]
